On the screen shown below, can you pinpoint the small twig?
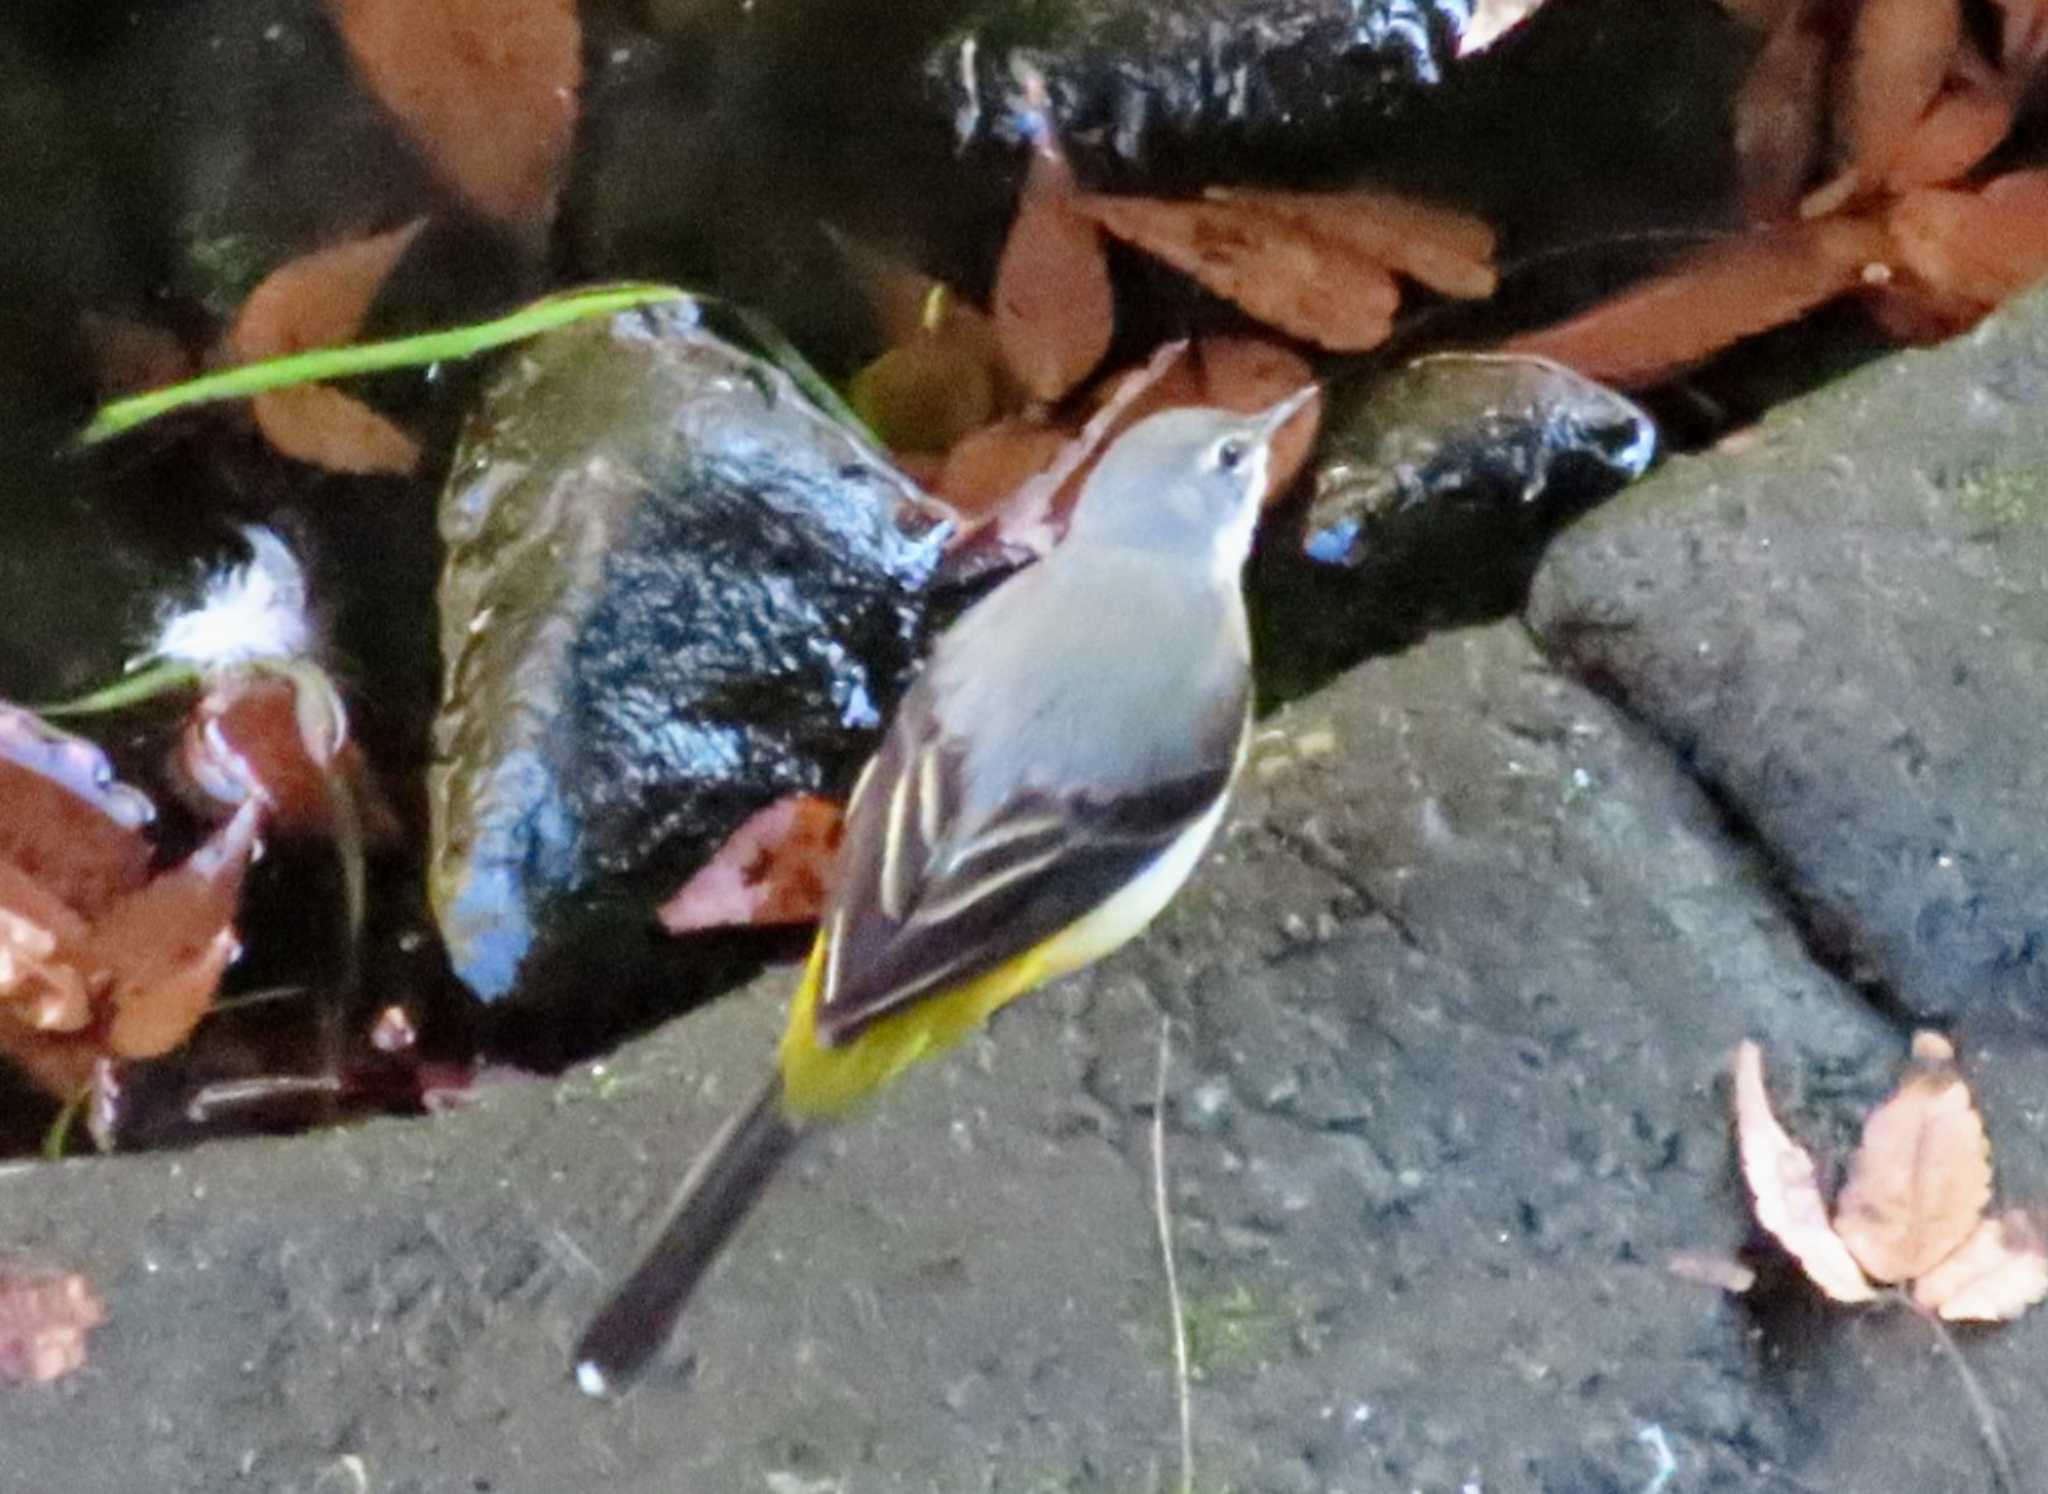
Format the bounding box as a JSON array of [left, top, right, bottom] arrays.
[[1903, 1292, 2024, 1494], [1152, 1018, 1194, 1494]]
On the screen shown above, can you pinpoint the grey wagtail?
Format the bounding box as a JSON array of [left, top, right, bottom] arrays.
[[574, 386, 1318, 1395]]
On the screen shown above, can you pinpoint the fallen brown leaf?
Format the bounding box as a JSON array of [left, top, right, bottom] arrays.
[[1203, 187, 1498, 300], [177, 672, 398, 841], [0, 707, 152, 919], [1838, 0, 1963, 187], [1882, 74, 2013, 194], [1077, 193, 1399, 352], [1502, 217, 1893, 386], [658, 793, 845, 934], [0, 1269, 106, 1384], [88, 800, 262, 1061], [936, 417, 1072, 519], [326, 0, 581, 224], [230, 221, 427, 475], [1912, 1209, 2048, 1321], [1887, 168, 2048, 309], [1732, 1039, 1877, 1303], [1833, 1031, 1992, 1284], [994, 147, 1115, 403]]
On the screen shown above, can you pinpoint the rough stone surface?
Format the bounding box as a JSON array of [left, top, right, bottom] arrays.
[[1529, 287, 2048, 1029], [23, 609, 2041, 1494]]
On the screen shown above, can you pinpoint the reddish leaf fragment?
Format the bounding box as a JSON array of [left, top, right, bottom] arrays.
[[1204, 187, 1498, 300], [1833, 1031, 1991, 1284], [177, 673, 396, 840], [937, 418, 1073, 519], [1993, 0, 2048, 73], [658, 794, 845, 934], [0, 1269, 106, 1384], [231, 221, 427, 475], [1502, 217, 1893, 386], [1077, 194, 1399, 351], [250, 384, 421, 476], [0, 706, 152, 919], [231, 220, 426, 362], [0, 863, 93, 1035], [1732, 1039, 1877, 1303], [1887, 169, 2048, 309], [1912, 1209, 2048, 1321], [1839, 0, 1964, 184], [327, 0, 581, 224], [1883, 77, 2014, 194], [995, 148, 1115, 402], [1734, 3, 1830, 222], [77, 312, 194, 400], [87, 801, 261, 1060]]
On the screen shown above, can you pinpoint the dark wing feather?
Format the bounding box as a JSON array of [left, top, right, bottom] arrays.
[[814, 695, 1233, 1047]]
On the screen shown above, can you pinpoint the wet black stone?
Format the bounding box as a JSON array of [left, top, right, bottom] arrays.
[[431, 303, 946, 1036], [1251, 352, 1656, 699], [928, 0, 1468, 189]]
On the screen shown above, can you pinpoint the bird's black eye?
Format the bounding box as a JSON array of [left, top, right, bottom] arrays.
[[1215, 437, 1248, 472]]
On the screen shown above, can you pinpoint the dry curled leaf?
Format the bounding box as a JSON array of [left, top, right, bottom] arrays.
[[1077, 193, 1399, 352], [1202, 187, 1498, 301], [177, 672, 398, 841], [326, 0, 581, 224], [1882, 74, 2013, 194], [994, 147, 1114, 403], [658, 793, 845, 934], [1503, 217, 1893, 386], [1838, 0, 1963, 187], [0, 1268, 106, 1384], [1732, 1039, 1877, 1303], [1833, 1031, 1992, 1284], [1886, 168, 2048, 309], [1911, 1209, 2048, 1321], [230, 221, 427, 475]]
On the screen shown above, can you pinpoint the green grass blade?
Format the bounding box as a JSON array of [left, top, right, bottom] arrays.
[[79, 282, 693, 446]]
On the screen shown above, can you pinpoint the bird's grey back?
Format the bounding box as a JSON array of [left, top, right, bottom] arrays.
[[921, 547, 1250, 826]]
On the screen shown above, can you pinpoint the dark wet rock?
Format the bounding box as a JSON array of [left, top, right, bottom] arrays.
[[431, 302, 946, 1026], [1251, 352, 1655, 698], [21, 617, 2026, 1493], [1529, 285, 2048, 1030], [84, 0, 439, 319], [931, 0, 1467, 187]]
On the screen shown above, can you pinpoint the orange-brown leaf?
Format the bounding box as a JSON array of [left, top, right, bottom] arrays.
[[1734, 3, 1830, 222], [250, 384, 421, 475], [937, 418, 1073, 519], [1832, 1031, 1991, 1284], [230, 220, 425, 362], [658, 794, 844, 933], [1992, 0, 2048, 74], [1077, 194, 1399, 351], [1732, 1039, 1877, 1303], [0, 708, 152, 920], [1840, 0, 1964, 183], [326, 0, 580, 224], [1887, 169, 2048, 308], [1912, 1209, 2048, 1321], [88, 801, 261, 1060], [994, 149, 1114, 402], [0, 862, 93, 1035], [1883, 78, 2014, 193], [177, 673, 398, 840], [1204, 187, 1498, 300], [231, 221, 426, 474], [1501, 217, 1893, 386]]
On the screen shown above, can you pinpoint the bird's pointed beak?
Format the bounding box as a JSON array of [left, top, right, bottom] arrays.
[[1253, 383, 1320, 440]]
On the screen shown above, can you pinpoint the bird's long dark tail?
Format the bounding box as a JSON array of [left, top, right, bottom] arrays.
[[573, 1069, 802, 1395]]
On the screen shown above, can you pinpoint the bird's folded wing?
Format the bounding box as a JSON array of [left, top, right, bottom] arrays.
[[813, 717, 1232, 1046]]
